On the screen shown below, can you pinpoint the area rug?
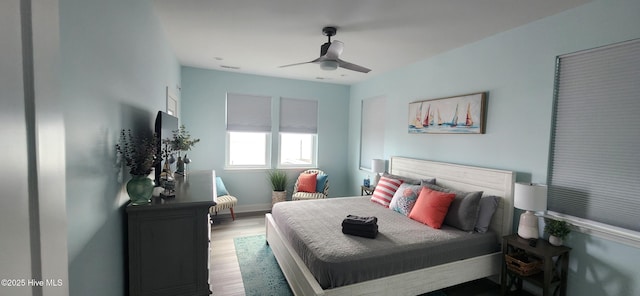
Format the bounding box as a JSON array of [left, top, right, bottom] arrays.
[[233, 234, 293, 296]]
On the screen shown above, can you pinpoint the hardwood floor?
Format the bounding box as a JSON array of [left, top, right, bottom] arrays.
[[210, 213, 266, 296], [209, 212, 516, 296]]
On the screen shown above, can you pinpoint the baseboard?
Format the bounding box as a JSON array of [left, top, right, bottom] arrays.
[[211, 203, 272, 223], [234, 203, 272, 213]]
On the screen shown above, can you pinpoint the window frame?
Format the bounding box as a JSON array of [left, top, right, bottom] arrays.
[[360, 96, 386, 170], [547, 38, 640, 247], [225, 131, 271, 170], [277, 132, 317, 168]]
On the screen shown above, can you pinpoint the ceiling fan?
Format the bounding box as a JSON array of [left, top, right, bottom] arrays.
[[280, 26, 371, 73]]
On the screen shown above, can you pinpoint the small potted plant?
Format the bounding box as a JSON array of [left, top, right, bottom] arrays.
[[116, 129, 161, 204], [544, 218, 571, 246], [268, 170, 288, 206]]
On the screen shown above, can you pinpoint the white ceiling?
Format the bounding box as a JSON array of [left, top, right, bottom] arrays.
[[152, 0, 590, 85]]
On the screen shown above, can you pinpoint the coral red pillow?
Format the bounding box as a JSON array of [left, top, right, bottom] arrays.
[[297, 173, 318, 193], [370, 176, 403, 207], [409, 187, 456, 229]]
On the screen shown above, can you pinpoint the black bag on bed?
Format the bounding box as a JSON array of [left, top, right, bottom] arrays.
[[342, 215, 378, 239]]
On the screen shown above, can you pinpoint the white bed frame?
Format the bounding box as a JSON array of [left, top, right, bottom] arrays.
[[265, 156, 515, 296]]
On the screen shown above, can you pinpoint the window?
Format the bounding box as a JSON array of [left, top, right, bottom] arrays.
[[549, 39, 640, 239], [279, 98, 317, 167], [279, 133, 316, 166], [226, 93, 272, 168], [227, 132, 270, 167], [360, 96, 386, 170]]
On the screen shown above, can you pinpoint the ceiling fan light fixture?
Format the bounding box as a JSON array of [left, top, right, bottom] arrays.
[[320, 60, 338, 71]]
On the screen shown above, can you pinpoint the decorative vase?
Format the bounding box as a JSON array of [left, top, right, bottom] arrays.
[[183, 154, 191, 174], [272, 191, 286, 206], [176, 156, 185, 175], [549, 235, 563, 246], [126, 175, 155, 205]]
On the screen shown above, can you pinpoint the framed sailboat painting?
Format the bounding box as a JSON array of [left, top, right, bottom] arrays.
[[408, 92, 486, 134]]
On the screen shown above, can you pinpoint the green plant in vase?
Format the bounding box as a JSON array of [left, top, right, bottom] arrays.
[[116, 129, 161, 205], [544, 218, 571, 246], [165, 125, 200, 175], [268, 170, 288, 206]]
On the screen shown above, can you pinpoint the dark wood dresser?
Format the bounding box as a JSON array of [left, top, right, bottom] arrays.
[[126, 170, 216, 296]]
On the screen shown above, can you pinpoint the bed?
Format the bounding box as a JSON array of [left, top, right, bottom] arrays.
[[265, 156, 515, 296]]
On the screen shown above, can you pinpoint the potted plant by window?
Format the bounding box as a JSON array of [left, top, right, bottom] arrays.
[[268, 170, 288, 206], [544, 218, 571, 246], [116, 129, 161, 205], [164, 125, 200, 175]]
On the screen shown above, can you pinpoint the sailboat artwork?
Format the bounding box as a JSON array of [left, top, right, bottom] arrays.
[[465, 102, 473, 127], [411, 102, 423, 128], [408, 92, 486, 134]]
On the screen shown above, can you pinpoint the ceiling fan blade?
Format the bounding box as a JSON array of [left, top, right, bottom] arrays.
[[279, 57, 322, 68], [337, 58, 371, 73], [325, 40, 344, 59]]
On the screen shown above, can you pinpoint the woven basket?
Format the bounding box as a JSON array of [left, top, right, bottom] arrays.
[[272, 191, 286, 206], [505, 253, 542, 276]]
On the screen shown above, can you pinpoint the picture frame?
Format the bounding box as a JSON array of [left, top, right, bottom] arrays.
[[408, 92, 486, 134], [166, 86, 179, 118]]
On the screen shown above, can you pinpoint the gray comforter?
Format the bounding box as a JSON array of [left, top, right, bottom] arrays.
[[271, 196, 498, 289]]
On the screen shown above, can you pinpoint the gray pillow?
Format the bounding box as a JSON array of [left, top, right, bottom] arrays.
[[382, 173, 421, 185], [424, 184, 482, 232], [419, 178, 437, 186], [475, 195, 500, 233]]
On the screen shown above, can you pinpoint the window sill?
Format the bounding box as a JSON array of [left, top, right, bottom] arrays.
[[545, 211, 640, 248], [223, 166, 270, 171]]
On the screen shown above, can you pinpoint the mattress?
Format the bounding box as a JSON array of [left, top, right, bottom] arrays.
[[271, 196, 499, 289]]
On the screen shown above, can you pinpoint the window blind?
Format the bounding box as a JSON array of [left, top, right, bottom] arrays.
[[360, 96, 386, 170], [549, 38, 640, 232], [226, 93, 272, 132], [280, 97, 318, 133]]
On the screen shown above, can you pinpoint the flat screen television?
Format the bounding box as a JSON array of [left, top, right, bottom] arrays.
[[154, 111, 179, 185]]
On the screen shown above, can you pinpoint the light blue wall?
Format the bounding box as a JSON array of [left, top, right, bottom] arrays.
[[347, 0, 640, 295], [60, 0, 180, 294], [181, 67, 350, 209]]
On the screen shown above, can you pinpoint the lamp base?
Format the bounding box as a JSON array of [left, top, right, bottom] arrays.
[[373, 173, 381, 187], [517, 210, 540, 239]]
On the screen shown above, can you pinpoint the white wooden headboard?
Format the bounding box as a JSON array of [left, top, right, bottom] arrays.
[[389, 156, 515, 240]]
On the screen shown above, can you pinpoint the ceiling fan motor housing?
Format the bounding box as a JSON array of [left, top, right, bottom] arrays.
[[322, 26, 337, 37], [320, 26, 337, 56]]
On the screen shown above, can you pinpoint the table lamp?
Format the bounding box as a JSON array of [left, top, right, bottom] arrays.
[[514, 182, 547, 239], [371, 159, 385, 187]]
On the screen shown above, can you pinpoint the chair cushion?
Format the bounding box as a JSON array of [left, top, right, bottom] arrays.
[[297, 173, 318, 193], [292, 192, 326, 200], [214, 195, 238, 211], [216, 177, 229, 196], [316, 174, 328, 192]]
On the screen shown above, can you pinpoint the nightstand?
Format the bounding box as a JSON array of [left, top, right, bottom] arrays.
[[361, 185, 375, 196], [501, 234, 571, 296]]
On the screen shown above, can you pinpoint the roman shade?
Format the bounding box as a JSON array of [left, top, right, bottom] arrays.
[[280, 97, 318, 133], [226, 93, 272, 132]]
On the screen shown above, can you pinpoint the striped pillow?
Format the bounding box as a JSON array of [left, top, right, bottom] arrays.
[[370, 176, 403, 207]]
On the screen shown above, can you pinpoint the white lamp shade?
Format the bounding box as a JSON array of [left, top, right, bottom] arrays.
[[371, 159, 385, 174], [514, 182, 547, 212]]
